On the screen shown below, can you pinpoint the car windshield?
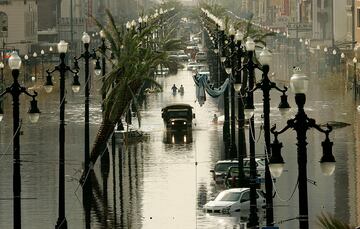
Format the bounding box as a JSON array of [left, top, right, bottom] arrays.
[[215, 162, 238, 172], [215, 191, 241, 202], [167, 109, 189, 118]]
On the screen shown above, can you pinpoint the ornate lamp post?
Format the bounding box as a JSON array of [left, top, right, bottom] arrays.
[[0, 61, 4, 84], [44, 40, 80, 229], [248, 46, 291, 227], [74, 33, 99, 229], [353, 56, 357, 96], [0, 51, 40, 229], [269, 70, 335, 229], [218, 22, 231, 158], [41, 49, 45, 79], [23, 55, 28, 82], [243, 37, 259, 228], [74, 32, 100, 175], [226, 24, 237, 159], [98, 30, 108, 110], [32, 51, 37, 82], [233, 29, 246, 188]]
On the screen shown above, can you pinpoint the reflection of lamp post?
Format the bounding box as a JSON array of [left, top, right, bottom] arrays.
[[0, 51, 40, 229], [44, 40, 80, 229], [269, 70, 335, 229]]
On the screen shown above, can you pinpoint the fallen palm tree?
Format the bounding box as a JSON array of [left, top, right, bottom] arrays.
[[80, 8, 183, 183]]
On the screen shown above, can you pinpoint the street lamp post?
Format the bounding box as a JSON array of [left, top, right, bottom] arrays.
[[99, 30, 108, 111], [0, 61, 4, 85], [41, 49, 45, 79], [32, 52, 37, 82], [23, 55, 28, 82], [233, 29, 246, 188], [243, 37, 259, 228], [249, 47, 291, 227], [224, 24, 238, 159], [269, 70, 336, 229], [353, 57, 357, 96], [44, 40, 80, 229], [218, 23, 231, 159], [74, 32, 99, 175], [0, 51, 40, 229]]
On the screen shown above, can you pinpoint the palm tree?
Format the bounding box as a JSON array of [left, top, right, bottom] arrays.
[[80, 9, 183, 182]]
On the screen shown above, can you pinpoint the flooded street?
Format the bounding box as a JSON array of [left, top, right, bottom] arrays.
[[0, 66, 359, 228]]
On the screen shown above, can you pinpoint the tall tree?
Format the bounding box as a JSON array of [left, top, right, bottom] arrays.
[[80, 8, 182, 182]]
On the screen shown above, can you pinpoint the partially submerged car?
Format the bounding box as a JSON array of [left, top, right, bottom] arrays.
[[203, 188, 265, 215], [161, 103, 195, 131]]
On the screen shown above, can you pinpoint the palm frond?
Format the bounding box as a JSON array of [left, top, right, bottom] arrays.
[[317, 212, 354, 229]]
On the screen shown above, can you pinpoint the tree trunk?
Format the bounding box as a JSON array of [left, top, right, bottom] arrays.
[[80, 80, 142, 184]]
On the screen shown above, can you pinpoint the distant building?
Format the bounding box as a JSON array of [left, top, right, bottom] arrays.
[[37, 0, 57, 30], [0, 0, 38, 57]]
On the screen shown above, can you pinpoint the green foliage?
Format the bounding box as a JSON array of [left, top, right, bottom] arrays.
[[93, 9, 183, 124], [317, 212, 354, 229]]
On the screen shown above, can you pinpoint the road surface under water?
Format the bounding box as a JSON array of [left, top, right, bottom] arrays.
[[0, 67, 359, 228]]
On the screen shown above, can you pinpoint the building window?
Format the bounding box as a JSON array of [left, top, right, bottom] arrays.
[[0, 12, 8, 37], [358, 9, 360, 27]]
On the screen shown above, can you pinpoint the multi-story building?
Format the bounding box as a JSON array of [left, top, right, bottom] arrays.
[[355, 0, 360, 44], [0, 0, 37, 57]]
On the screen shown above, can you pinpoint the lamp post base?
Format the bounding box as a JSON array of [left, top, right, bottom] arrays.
[[55, 217, 68, 229]]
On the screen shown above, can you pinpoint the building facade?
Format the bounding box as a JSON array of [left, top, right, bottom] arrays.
[[0, 0, 37, 56]]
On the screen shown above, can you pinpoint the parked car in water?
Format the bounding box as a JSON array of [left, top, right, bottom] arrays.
[[210, 158, 266, 184], [203, 188, 265, 215], [161, 103, 195, 131], [224, 166, 261, 189], [210, 160, 238, 184]]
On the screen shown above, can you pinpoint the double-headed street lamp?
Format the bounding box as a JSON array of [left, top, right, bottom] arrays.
[[44, 40, 80, 229], [0, 51, 40, 229], [74, 32, 100, 175], [245, 46, 291, 227], [269, 70, 335, 229]]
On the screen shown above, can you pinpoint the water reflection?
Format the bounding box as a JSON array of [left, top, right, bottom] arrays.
[[163, 130, 193, 144], [0, 66, 358, 228]]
